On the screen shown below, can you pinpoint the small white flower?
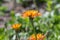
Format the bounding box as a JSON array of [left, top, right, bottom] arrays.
[[51, 10, 54, 16], [12, 35, 16, 40], [58, 36, 60, 40], [15, 13, 21, 17], [43, 11, 49, 17], [55, 4, 60, 8]]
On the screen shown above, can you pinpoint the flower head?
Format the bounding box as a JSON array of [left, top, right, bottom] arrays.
[[22, 10, 42, 18], [37, 34, 45, 40], [12, 23, 21, 30], [28, 34, 36, 40], [28, 34, 45, 40]]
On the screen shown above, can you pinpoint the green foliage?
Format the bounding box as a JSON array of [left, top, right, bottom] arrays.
[[57, 0, 60, 3], [0, 6, 7, 16], [0, 0, 4, 4], [0, 0, 60, 40], [0, 6, 7, 12], [0, 28, 9, 40], [9, 11, 16, 24]]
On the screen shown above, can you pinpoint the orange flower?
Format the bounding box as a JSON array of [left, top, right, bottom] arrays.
[[28, 34, 36, 40], [12, 23, 21, 30], [22, 10, 42, 18], [28, 34, 45, 40], [37, 34, 45, 40]]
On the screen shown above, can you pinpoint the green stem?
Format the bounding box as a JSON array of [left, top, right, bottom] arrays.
[[15, 31, 19, 40], [30, 18, 37, 40]]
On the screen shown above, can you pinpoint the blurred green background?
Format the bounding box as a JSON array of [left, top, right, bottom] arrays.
[[0, 0, 60, 40]]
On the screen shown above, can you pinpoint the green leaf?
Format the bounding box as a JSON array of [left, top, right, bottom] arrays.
[[33, 16, 41, 22], [0, 28, 9, 40]]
